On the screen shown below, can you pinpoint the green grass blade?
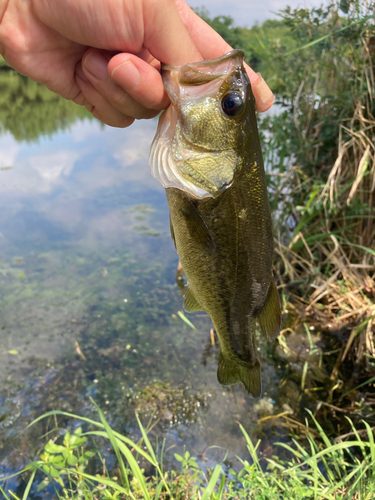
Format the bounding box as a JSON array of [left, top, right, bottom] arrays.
[[21, 470, 36, 500], [274, 442, 304, 460], [8, 493, 21, 500], [340, 376, 375, 400], [73, 471, 131, 494], [134, 413, 172, 497], [89, 399, 130, 491], [84, 431, 155, 464], [348, 458, 375, 495], [217, 472, 226, 500], [286, 441, 371, 472], [238, 423, 261, 471], [362, 420, 375, 465], [135, 413, 157, 463], [154, 481, 164, 500], [115, 440, 151, 500], [201, 464, 222, 500], [335, 237, 375, 257], [177, 311, 196, 330], [0, 486, 11, 500]]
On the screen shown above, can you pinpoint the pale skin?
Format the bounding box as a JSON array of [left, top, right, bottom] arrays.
[[0, 0, 274, 128]]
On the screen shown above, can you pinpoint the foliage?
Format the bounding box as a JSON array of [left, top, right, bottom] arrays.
[[193, 8, 295, 70], [259, 1, 375, 368], [200, 1, 375, 368], [2, 403, 375, 499]]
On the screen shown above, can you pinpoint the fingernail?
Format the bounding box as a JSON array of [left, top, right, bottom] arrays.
[[111, 61, 140, 87], [251, 73, 274, 113], [84, 52, 108, 80]]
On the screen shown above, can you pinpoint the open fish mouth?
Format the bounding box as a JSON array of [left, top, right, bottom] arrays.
[[162, 49, 245, 88], [149, 50, 248, 199]]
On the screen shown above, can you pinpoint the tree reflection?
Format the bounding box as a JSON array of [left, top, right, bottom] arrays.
[[0, 69, 92, 142]]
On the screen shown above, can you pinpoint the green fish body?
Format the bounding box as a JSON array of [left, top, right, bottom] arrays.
[[149, 50, 281, 397]]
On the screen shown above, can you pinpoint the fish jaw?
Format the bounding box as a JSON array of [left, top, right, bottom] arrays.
[[149, 105, 212, 199], [149, 50, 252, 199], [161, 49, 246, 102]]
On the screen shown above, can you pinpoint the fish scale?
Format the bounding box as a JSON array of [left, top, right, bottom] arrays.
[[149, 50, 281, 397]]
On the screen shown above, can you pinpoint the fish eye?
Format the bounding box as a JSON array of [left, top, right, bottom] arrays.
[[220, 91, 245, 117]]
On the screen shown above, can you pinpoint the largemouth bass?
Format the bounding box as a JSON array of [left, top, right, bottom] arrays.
[[149, 50, 281, 397]]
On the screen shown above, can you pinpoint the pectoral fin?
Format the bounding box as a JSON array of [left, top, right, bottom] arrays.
[[217, 353, 261, 398], [180, 202, 216, 255], [257, 280, 281, 341], [183, 286, 203, 312]]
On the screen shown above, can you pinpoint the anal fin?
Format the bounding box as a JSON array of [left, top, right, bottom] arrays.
[[184, 286, 203, 312], [217, 353, 261, 398], [257, 280, 281, 341]]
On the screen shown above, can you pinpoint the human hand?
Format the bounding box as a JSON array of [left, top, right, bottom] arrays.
[[0, 0, 274, 128]]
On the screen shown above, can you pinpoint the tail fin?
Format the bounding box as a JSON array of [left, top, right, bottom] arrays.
[[217, 352, 261, 398]]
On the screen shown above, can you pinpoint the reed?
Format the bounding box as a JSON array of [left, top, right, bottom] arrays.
[[254, 1, 375, 369]]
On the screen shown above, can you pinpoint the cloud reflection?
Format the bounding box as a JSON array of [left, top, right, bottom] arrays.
[[0, 133, 20, 169], [0, 118, 161, 199]]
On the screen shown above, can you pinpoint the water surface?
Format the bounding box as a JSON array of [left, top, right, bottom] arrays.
[[0, 72, 307, 497]]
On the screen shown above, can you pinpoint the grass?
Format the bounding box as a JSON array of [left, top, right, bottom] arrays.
[[200, 0, 375, 380], [1, 400, 375, 499], [254, 1, 375, 373]]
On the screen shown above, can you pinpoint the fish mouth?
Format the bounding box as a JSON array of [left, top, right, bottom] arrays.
[[161, 50, 245, 102], [149, 50, 246, 199], [162, 50, 245, 85]]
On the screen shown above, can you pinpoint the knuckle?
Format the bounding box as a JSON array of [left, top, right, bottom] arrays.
[[136, 109, 159, 120], [84, 102, 95, 114], [110, 87, 132, 111], [117, 115, 135, 128]]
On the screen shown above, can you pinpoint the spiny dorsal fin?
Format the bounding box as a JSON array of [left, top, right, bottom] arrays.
[[183, 286, 203, 312], [257, 280, 281, 341], [217, 353, 261, 398], [181, 202, 216, 255]]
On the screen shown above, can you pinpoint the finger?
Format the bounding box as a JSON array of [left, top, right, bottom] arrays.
[[33, 0, 202, 65], [75, 63, 135, 128], [108, 53, 170, 111], [81, 49, 162, 118], [174, 0, 274, 112]]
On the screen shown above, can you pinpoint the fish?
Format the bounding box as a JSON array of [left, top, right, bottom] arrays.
[[149, 50, 281, 397]]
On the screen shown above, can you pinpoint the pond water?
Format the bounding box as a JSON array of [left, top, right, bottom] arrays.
[[0, 72, 323, 497]]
